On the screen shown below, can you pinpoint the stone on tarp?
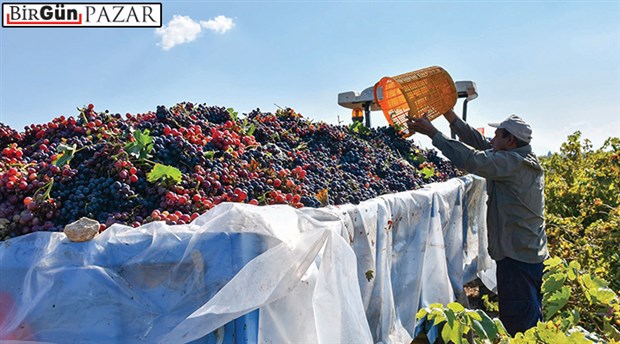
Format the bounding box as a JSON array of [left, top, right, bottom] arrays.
[[63, 217, 100, 242]]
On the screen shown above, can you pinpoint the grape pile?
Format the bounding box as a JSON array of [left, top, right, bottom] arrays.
[[0, 103, 460, 240]]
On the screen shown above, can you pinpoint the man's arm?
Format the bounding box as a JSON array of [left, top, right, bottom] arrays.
[[443, 109, 491, 151], [410, 116, 519, 180], [431, 131, 520, 180]]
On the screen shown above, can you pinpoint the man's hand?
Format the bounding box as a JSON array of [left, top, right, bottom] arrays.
[[409, 115, 439, 138], [443, 109, 457, 124]]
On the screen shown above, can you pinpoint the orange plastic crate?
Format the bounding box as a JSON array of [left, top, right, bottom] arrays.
[[374, 66, 457, 137]]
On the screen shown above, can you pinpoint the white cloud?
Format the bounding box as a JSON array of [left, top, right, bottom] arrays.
[[156, 15, 202, 50], [200, 15, 235, 34], [155, 15, 235, 50]]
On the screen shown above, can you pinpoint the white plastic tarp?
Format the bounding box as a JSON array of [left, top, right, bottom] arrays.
[[0, 175, 494, 343], [332, 174, 493, 343]]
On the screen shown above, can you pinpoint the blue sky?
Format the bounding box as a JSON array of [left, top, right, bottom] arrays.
[[1, 1, 619, 155]]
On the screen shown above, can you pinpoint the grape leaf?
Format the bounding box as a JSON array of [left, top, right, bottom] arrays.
[[482, 294, 498, 312], [410, 153, 426, 164], [535, 322, 567, 343], [581, 273, 609, 290], [246, 123, 256, 136], [204, 151, 216, 160], [493, 318, 508, 336], [52, 143, 77, 166], [134, 129, 152, 146], [349, 121, 371, 136], [125, 129, 153, 159], [544, 256, 564, 271], [544, 286, 571, 320], [471, 320, 488, 340], [416, 308, 429, 320], [441, 321, 464, 344], [464, 309, 482, 322], [588, 286, 617, 305], [542, 272, 566, 294], [567, 260, 581, 281], [444, 308, 456, 327], [566, 331, 594, 344], [227, 107, 238, 123], [476, 310, 498, 341], [147, 164, 181, 184], [420, 166, 435, 179], [603, 321, 620, 341], [429, 309, 447, 327], [447, 302, 465, 313], [580, 274, 616, 304]]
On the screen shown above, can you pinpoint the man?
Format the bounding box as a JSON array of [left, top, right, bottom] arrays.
[[410, 110, 548, 336]]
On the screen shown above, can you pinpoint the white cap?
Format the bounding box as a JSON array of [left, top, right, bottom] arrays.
[[488, 115, 532, 143]]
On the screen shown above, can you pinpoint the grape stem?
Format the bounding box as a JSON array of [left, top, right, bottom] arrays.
[[35, 178, 55, 200]]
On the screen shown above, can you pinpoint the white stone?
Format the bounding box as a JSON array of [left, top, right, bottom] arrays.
[[64, 217, 100, 242]]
